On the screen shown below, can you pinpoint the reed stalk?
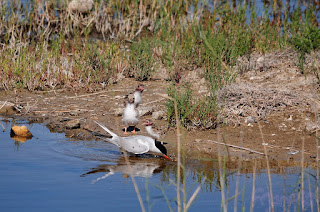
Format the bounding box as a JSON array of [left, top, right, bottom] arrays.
[[218, 126, 227, 212], [307, 167, 314, 212], [316, 123, 319, 211], [174, 97, 182, 212], [234, 127, 244, 212], [301, 136, 305, 211], [250, 160, 257, 212]]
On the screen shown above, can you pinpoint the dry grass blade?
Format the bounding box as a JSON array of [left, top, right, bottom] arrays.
[[208, 140, 264, 155], [250, 160, 257, 212], [234, 128, 244, 212], [301, 136, 305, 211], [68, 90, 110, 98], [218, 126, 227, 212], [184, 177, 206, 211], [0, 101, 7, 131], [0, 100, 8, 111], [153, 184, 174, 212], [307, 167, 314, 212], [91, 172, 114, 184], [316, 129, 319, 211], [0, 120, 5, 131]]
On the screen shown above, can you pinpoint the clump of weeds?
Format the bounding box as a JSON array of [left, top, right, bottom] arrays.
[[290, 7, 320, 82], [166, 84, 218, 129], [130, 38, 155, 81]]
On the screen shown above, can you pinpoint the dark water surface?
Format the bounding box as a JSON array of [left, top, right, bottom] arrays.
[[0, 119, 319, 211]]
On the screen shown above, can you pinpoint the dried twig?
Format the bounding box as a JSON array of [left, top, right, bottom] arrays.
[[0, 100, 8, 111], [208, 140, 264, 155], [67, 90, 110, 99], [301, 136, 305, 211], [184, 177, 206, 211], [0, 121, 5, 131], [250, 160, 257, 212], [141, 98, 165, 106]]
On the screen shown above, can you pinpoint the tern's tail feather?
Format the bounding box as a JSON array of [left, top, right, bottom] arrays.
[[94, 121, 118, 137]]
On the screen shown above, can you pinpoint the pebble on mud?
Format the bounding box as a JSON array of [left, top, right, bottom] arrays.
[[0, 101, 16, 115], [10, 125, 33, 140], [68, 0, 93, 13], [114, 108, 124, 116], [152, 67, 169, 81], [139, 107, 154, 116], [65, 119, 81, 129], [152, 111, 166, 120], [245, 116, 257, 123], [305, 121, 319, 132]]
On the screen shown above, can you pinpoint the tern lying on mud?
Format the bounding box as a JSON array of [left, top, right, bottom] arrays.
[[94, 121, 170, 160]]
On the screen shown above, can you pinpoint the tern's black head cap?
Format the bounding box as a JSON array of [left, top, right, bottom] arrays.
[[155, 141, 167, 155]]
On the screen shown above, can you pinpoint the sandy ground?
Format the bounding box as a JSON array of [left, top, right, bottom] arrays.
[[1, 49, 320, 167]]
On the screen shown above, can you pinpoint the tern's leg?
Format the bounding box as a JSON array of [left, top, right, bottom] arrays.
[[132, 126, 136, 134], [123, 127, 128, 135]]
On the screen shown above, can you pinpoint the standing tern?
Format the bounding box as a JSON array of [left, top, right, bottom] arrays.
[[122, 97, 139, 134], [133, 84, 144, 107]]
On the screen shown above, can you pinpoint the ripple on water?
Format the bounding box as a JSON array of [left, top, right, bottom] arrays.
[[51, 139, 122, 162]]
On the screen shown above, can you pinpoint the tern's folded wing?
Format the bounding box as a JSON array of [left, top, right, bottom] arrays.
[[121, 138, 149, 154]]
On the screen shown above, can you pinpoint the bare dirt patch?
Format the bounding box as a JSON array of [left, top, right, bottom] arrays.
[[0, 50, 319, 167]]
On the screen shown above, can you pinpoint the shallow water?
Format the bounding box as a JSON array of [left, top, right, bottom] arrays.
[[0, 119, 319, 211]]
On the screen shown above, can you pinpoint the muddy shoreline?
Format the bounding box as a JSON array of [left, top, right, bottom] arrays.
[[1, 50, 320, 166], [0, 80, 319, 166]]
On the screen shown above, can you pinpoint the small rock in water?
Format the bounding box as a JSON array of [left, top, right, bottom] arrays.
[[65, 119, 81, 129], [10, 125, 33, 140]]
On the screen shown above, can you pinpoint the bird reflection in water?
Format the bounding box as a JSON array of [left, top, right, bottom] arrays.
[[81, 156, 167, 183]]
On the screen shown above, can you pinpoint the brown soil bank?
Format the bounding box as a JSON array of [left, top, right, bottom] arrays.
[[0, 49, 319, 166]]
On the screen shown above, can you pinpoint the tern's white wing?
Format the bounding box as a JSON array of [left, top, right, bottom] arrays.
[[120, 137, 149, 154]]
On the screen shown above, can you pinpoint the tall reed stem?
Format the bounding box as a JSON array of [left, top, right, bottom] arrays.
[[301, 136, 305, 211], [250, 160, 257, 212], [174, 98, 182, 212], [218, 126, 227, 212]]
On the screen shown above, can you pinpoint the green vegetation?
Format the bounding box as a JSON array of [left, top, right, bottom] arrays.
[[0, 0, 319, 128], [130, 38, 155, 81], [290, 7, 320, 80], [166, 84, 218, 129]]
